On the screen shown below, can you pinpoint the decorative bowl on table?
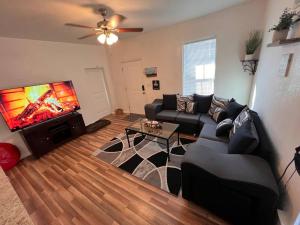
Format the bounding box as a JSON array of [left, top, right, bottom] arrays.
[[144, 120, 162, 129]]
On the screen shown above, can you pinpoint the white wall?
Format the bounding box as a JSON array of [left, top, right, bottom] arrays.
[[107, 0, 267, 112], [252, 0, 300, 224], [0, 37, 116, 158]]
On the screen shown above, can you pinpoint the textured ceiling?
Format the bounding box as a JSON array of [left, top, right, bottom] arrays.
[[0, 0, 248, 45]]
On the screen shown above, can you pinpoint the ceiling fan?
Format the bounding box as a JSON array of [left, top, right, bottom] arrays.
[[65, 8, 143, 45]]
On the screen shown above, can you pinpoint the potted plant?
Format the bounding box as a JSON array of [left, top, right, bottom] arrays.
[[269, 8, 297, 42], [288, 11, 300, 39], [245, 31, 262, 60]]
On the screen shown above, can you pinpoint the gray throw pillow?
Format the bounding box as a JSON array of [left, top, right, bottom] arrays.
[[228, 119, 259, 154], [229, 106, 251, 138], [216, 118, 233, 137]]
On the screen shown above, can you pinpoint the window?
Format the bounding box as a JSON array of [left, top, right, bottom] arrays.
[[183, 38, 216, 95]]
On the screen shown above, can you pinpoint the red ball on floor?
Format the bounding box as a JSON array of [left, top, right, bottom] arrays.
[[0, 143, 20, 171]]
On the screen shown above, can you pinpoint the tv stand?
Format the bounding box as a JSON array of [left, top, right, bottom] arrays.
[[20, 112, 86, 158]]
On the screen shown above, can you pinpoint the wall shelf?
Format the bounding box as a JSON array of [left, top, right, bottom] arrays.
[[241, 59, 258, 75], [267, 38, 300, 47]]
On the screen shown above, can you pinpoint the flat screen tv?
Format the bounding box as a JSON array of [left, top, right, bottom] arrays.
[[0, 81, 80, 131]]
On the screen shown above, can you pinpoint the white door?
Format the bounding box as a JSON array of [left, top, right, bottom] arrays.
[[84, 68, 111, 124], [122, 60, 147, 114]]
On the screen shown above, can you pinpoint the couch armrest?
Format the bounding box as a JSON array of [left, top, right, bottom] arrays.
[[181, 147, 279, 225], [144, 99, 163, 120]]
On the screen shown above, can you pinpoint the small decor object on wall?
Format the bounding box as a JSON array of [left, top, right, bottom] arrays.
[[152, 80, 160, 90], [144, 67, 157, 77], [241, 60, 258, 75], [279, 53, 293, 77], [245, 30, 262, 60], [269, 8, 297, 42], [288, 11, 300, 39]]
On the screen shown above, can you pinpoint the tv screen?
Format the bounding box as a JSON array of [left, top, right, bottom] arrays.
[[0, 81, 80, 131]]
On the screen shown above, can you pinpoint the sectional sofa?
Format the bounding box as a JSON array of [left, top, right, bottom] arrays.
[[145, 97, 214, 135], [144, 94, 279, 225]]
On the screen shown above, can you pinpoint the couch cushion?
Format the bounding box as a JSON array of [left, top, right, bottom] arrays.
[[225, 100, 246, 120], [193, 94, 213, 113], [199, 114, 217, 125], [156, 110, 179, 122], [228, 120, 259, 154], [186, 138, 228, 154], [176, 112, 201, 125], [163, 94, 177, 110], [200, 124, 229, 143]]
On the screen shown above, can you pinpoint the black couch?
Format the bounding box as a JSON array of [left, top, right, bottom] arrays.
[[145, 94, 214, 134], [145, 95, 279, 225]]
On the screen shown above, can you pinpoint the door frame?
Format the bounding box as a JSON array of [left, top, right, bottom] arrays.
[[83, 66, 112, 115]]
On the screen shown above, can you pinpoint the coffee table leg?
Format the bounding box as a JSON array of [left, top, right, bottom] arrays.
[[167, 139, 170, 161], [177, 131, 180, 145], [125, 129, 130, 147]]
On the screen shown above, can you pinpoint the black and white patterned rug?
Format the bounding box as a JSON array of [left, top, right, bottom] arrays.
[[93, 130, 194, 195]]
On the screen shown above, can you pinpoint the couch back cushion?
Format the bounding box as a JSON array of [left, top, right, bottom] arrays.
[[250, 111, 277, 175], [163, 94, 177, 110], [193, 94, 213, 113], [228, 119, 259, 154], [225, 100, 246, 120]]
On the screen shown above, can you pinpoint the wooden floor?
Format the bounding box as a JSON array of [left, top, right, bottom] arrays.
[[5, 114, 230, 225]]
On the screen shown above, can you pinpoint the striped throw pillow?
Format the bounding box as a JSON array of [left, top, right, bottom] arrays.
[[209, 96, 230, 116]]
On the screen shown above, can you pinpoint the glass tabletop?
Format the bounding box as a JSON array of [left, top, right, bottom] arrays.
[[126, 120, 179, 139]]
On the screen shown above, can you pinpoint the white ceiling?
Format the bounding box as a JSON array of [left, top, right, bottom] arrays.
[[0, 0, 249, 45]]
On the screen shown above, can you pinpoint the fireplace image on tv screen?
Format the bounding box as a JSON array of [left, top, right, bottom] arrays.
[[0, 81, 80, 131]]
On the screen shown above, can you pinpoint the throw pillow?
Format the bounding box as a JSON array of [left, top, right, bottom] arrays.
[[193, 94, 213, 113], [212, 107, 227, 123], [177, 99, 186, 112], [208, 96, 230, 116], [163, 94, 177, 110], [176, 95, 193, 112], [228, 119, 259, 154], [225, 100, 246, 120], [216, 118, 233, 137], [186, 101, 196, 114], [230, 106, 251, 136]]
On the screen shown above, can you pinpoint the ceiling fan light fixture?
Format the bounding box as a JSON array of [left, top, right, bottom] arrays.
[[97, 33, 106, 44], [107, 33, 118, 44]]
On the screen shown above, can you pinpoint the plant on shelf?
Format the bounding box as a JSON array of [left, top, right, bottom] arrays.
[[269, 8, 297, 42], [245, 30, 262, 60]]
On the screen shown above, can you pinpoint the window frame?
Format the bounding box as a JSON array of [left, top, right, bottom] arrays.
[[181, 36, 217, 96]]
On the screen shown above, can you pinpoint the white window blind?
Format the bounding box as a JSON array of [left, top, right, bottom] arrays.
[[183, 38, 216, 95]]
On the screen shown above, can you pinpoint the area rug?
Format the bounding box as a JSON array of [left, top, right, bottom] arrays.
[[124, 113, 145, 122], [93, 130, 194, 195]]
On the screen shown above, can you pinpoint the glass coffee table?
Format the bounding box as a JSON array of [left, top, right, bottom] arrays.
[[125, 121, 180, 160]]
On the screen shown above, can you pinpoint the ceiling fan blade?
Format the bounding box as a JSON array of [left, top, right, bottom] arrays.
[[107, 14, 126, 28], [117, 28, 144, 33], [77, 33, 99, 40], [65, 23, 96, 29]]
